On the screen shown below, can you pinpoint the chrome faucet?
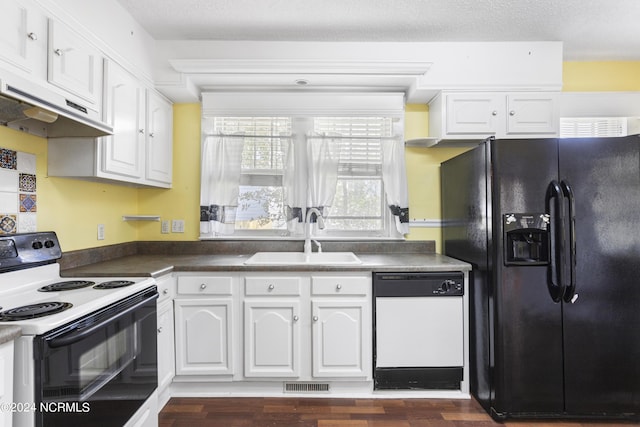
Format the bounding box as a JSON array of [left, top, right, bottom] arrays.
[[303, 207, 325, 254]]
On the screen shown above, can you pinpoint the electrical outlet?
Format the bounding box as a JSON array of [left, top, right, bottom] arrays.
[[171, 219, 185, 233], [97, 224, 105, 240], [161, 220, 170, 234]]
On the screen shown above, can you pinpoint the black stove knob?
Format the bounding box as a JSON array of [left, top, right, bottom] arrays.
[[44, 240, 56, 248], [32, 241, 43, 249]]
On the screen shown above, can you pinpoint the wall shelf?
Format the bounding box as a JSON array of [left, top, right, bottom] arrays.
[[122, 215, 161, 222]]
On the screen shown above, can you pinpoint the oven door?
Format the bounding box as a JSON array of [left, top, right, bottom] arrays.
[[33, 286, 158, 427]]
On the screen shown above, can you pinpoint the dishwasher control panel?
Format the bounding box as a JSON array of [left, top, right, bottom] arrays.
[[373, 272, 464, 297]]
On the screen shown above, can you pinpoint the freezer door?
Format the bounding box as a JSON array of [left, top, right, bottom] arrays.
[[491, 138, 566, 416], [559, 136, 640, 417]]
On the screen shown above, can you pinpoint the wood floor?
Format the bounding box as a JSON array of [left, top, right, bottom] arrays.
[[159, 397, 637, 427]]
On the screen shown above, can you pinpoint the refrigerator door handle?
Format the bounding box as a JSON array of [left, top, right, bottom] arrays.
[[561, 179, 578, 303], [545, 180, 566, 302]]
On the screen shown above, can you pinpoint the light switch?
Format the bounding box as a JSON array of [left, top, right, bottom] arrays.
[[171, 219, 185, 233]]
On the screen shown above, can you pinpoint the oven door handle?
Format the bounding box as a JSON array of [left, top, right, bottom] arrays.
[[47, 292, 158, 348]]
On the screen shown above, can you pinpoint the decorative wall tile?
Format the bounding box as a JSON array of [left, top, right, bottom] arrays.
[[20, 194, 36, 212], [0, 148, 17, 170], [0, 214, 17, 234], [0, 147, 37, 234], [19, 173, 36, 192]]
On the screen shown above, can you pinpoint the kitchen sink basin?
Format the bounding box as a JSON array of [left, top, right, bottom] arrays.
[[244, 251, 362, 265]]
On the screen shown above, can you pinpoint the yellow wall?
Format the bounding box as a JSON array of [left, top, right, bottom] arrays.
[[563, 61, 640, 91], [137, 104, 201, 241], [3, 61, 638, 252], [0, 126, 138, 251]]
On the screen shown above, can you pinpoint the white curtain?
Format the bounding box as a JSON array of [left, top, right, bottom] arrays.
[[285, 135, 341, 233], [382, 137, 410, 235], [200, 135, 244, 236], [283, 136, 305, 234]]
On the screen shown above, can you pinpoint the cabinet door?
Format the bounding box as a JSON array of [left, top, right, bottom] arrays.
[[157, 301, 175, 390], [0, 341, 14, 427], [244, 300, 300, 378], [445, 93, 501, 135], [506, 92, 558, 135], [145, 91, 173, 185], [311, 300, 369, 378], [48, 19, 102, 105], [0, 0, 46, 76], [100, 61, 145, 179], [174, 298, 233, 376]]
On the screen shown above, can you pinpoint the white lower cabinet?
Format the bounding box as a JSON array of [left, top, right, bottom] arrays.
[[243, 272, 371, 381], [173, 271, 372, 385], [174, 275, 234, 376], [155, 274, 175, 410], [0, 339, 15, 427], [174, 299, 234, 375], [311, 301, 368, 378], [244, 300, 300, 378]]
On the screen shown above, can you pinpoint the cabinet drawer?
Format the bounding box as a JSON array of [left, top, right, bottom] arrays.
[[245, 277, 301, 296], [156, 275, 175, 303], [311, 276, 369, 296], [178, 276, 233, 295]]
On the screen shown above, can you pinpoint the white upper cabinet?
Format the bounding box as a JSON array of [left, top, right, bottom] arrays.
[[47, 19, 103, 106], [505, 92, 558, 135], [0, 0, 47, 77], [101, 60, 145, 179], [444, 93, 501, 136], [429, 91, 559, 142], [48, 60, 173, 188], [145, 90, 173, 185]]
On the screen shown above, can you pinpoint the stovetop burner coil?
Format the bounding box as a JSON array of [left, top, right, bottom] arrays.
[[94, 280, 135, 289], [0, 302, 73, 321], [38, 280, 95, 292]]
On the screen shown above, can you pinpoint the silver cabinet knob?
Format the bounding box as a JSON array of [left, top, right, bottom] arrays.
[[293, 315, 299, 322], [492, 111, 498, 116], [509, 110, 516, 116], [162, 289, 169, 295], [313, 316, 319, 322], [149, 133, 155, 138], [139, 129, 145, 134], [268, 284, 275, 290], [27, 32, 37, 41], [157, 326, 163, 333], [54, 48, 63, 56], [336, 284, 342, 290], [200, 283, 207, 290]]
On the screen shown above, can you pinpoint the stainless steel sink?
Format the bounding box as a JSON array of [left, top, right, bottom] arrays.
[[244, 251, 362, 265]]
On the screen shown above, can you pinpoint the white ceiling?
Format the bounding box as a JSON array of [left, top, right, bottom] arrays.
[[116, 0, 640, 61]]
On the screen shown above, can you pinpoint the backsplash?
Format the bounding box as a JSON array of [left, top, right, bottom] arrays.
[[0, 147, 37, 234]]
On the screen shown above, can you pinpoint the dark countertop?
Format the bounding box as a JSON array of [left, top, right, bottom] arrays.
[[60, 252, 471, 278]]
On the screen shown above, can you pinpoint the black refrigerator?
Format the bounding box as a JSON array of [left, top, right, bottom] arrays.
[[441, 136, 640, 421]]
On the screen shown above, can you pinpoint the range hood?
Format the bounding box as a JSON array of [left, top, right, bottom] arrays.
[[0, 69, 112, 138]]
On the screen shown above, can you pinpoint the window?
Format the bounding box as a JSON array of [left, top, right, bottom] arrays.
[[200, 93, 408, 240], [216, 117, 291, 231]]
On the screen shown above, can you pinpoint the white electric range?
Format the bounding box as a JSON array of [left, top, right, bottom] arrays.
[[0, 232, 158, 427]]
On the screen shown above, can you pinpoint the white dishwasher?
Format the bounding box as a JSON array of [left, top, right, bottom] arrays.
[[373, 272, 464, 390]]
